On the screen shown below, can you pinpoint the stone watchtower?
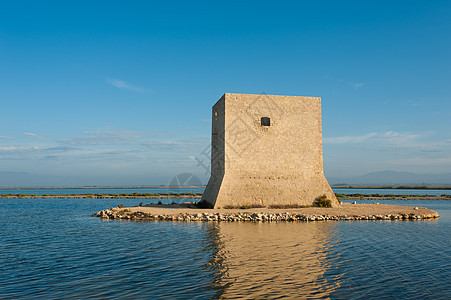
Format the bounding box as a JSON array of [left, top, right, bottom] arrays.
[[202, 93, 338, 208]]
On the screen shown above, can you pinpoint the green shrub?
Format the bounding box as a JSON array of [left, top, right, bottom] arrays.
[[314, 195, 332, 208], [118, 204, 123, 208]]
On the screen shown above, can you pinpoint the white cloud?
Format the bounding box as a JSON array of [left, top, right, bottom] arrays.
[[24, 133, 43, 139], [44, 146, 82, 151], [106, 78, 146, 92], [324, 130, 451, 161], [0, 136, 12, 139], [0, 145, 40, 156], [141, 140, 187, 152], [353, 83, 364, 89], [0, 146, 18, 151], [61, 129, 142, 146], [375, 131, 421, 147], [324, 133, 377, 144], [324, 131, 425, 146]]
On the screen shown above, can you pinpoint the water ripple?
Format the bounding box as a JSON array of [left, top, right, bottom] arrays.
[[0, 198, 449, 299]]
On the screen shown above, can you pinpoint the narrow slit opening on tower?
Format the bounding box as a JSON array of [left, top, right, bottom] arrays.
[[261, 117, 270, 126]]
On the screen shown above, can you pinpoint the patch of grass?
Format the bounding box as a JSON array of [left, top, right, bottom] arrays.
[[335, 193, 351, 199], [247, 204, 265, 208], [268, 204, 311, 209], [223, 204, 265, 209], [118, 204, 123, 208], [313, 195, 332, 208]]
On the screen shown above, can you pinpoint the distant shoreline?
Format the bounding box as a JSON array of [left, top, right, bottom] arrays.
[[1, 185, 451, 190], [1, 193, 450, 200], [332, 185, 451, 189], [0, 186, 205, 190], [0, 193, 203, 199]]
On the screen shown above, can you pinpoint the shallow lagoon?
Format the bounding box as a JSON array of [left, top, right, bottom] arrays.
[[0, 191, 450, 299], [1, 187, 450, 196], [0, 187, 205, 196]]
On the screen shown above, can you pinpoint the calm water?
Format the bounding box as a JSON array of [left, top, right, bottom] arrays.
[[334, 188, 451, 196], [0, 187, 205, 195], [0, 192, 450, 299], [1, 187, 450, 196]]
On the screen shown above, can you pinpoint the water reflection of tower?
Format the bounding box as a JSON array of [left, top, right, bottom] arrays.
[[202, 222, 342, 298]]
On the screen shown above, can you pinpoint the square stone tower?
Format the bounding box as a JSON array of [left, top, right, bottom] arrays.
[[202, 93, 338, 208]]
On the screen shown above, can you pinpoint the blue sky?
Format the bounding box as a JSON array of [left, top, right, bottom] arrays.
[[1, 0, 450, 186]]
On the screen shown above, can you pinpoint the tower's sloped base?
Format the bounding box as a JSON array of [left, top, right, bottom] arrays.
[[202, 173, 338, 208]]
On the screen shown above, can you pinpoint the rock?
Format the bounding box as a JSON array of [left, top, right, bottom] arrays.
[[92, 204, 439, 223]]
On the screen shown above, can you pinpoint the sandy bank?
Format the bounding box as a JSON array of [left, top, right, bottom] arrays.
[[93, 203, 439, 222]]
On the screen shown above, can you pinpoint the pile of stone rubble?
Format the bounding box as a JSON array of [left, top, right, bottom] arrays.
[[93, 209, 439, 222]]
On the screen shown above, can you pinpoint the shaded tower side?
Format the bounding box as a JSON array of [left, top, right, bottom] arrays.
[[202, 93, 338, 208], [201, 95, 225, 206]]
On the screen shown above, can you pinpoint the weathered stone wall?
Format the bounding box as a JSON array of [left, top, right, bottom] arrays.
[[202, 95, 225, 204], [202, 93, 338, 208]]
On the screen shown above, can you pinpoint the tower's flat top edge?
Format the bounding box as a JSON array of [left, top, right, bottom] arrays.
[[223, 93, 320, 99]]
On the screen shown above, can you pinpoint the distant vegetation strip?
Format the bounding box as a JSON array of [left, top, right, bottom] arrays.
[[336, 193, 451, 200], [1, 192, 450, 199], [0, 193, 204, 199], [332, 185, 451, 189], [0, 186, 205, 190], [1, 185, 450, 191]]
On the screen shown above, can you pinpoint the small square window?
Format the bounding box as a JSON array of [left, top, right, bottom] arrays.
[[261, 117, 270, 126]]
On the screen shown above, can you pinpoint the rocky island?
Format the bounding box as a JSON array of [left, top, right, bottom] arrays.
[[93, 202, 439, 222]]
